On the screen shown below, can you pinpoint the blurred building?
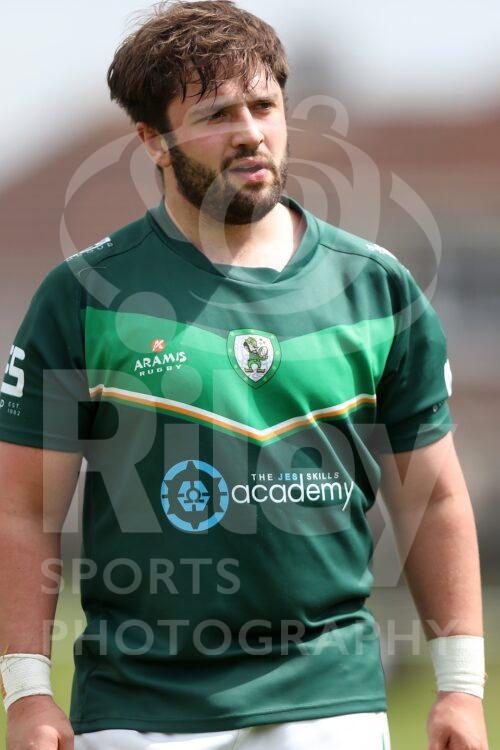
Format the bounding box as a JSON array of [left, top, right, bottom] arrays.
[[1, 95, 499, 578]]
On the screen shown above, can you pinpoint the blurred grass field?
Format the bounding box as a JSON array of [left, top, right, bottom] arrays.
[[1, 587, 498, 748]]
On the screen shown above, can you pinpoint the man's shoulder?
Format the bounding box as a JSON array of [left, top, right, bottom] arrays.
[[30, 211, 154, 307], [312, 211, 410, 281], [65, 211, 153, 271]]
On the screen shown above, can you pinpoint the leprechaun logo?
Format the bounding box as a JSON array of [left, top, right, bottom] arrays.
[[227, 329, 281, 388]]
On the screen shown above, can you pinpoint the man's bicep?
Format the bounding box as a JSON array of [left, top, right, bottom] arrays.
[[378, 433, 469, 517], [0, 440, 82, 529]]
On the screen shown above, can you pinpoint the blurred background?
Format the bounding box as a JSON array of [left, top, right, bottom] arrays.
[[1, 0, 499, 746]]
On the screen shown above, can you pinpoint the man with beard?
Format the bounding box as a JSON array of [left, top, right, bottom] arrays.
[[0, 2, 488, 749]]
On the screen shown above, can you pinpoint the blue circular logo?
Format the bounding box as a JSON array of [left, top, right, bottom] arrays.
[[161, 459, 229, 533]]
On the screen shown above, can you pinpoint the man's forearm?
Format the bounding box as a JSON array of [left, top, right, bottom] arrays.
[[390, 491, 483, 641], [0, 511, 61, 656]]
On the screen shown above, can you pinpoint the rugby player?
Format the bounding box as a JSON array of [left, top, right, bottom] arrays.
[[0, 2, 488, 748]]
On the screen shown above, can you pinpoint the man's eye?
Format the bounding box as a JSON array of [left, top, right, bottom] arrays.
[[207, 102, 272, 121]]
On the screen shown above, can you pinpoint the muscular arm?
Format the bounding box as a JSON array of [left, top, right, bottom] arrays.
[[0, 441, 82, 656], [378, 432, 483, 640], [379, 432, 488, 749], [0, 441, 82, 748]]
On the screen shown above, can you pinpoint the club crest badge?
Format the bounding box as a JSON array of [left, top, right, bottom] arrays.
[[227, 329, 281, 388]]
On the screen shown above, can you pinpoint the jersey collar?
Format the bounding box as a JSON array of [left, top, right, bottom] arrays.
[[147, 194, 320, 285]]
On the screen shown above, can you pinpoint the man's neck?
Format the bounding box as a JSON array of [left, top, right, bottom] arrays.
[[162, 193, 305, 271]]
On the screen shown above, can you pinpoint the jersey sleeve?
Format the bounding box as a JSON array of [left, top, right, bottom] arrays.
[[375, 264, 454, 453], [0, 261, 94, 452]]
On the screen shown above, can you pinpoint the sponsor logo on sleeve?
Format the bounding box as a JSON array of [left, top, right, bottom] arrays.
[[1, 345, 25, 398], [444, 358, 453, 397]]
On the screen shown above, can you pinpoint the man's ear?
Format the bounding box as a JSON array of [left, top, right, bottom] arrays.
[[136, 122, 171, 167], [159, 135, 169, 151]]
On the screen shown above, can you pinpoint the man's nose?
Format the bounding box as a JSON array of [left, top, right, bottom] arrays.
[[229, 108, 264, 150]]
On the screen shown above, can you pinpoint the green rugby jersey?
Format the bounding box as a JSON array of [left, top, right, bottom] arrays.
[[0, 194, 453, 733]]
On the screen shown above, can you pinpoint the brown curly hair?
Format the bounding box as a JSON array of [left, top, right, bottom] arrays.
[[107, 0, 290, 135]]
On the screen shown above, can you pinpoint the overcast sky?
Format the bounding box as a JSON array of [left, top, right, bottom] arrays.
[[1, 0, 500, 186]]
